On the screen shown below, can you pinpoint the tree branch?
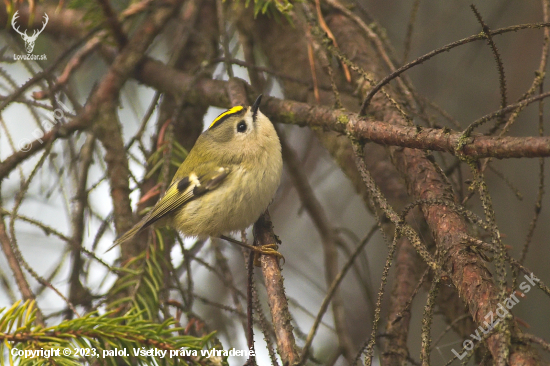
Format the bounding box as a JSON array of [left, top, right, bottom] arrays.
[[253, 211, 299, 365]]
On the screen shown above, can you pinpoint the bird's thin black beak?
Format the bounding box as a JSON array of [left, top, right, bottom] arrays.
[[251, 94, 262, 120]]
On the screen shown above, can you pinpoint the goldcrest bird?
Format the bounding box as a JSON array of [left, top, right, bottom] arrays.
[[108, 95, 283, 256]]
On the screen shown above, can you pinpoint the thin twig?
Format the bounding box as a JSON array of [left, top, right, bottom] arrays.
[[470, 5, 507, 127], [299, 225, 377, 364], [359, 22, 550, 115], [217, 0, 234, 78], [281, 132, 354, 362], [402, 0, 421, 64]]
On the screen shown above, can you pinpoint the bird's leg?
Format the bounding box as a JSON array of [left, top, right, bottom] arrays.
[[219, 235, 284, 266]]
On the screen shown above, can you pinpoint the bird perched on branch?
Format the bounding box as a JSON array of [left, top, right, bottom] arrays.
[[108, 95, 283, 260]]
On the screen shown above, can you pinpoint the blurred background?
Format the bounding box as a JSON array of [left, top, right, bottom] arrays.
[[0, 1, 549, 365]]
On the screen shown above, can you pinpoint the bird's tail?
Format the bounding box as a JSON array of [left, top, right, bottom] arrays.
[[105, 219, 147, 252]]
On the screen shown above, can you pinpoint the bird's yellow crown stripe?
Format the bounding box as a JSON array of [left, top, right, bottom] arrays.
[[209, 106, 244, 129]]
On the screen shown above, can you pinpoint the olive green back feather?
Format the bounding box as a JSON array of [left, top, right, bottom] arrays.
[[107, 166, 230, 251]]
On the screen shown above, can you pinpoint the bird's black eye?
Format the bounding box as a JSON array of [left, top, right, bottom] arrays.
[[237, 120, 247, 133]]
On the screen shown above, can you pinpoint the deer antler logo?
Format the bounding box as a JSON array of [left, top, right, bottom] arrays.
[[11, 11, 49, 54]]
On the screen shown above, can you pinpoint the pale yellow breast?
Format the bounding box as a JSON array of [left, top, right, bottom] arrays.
[[174, 149, 282, 237]]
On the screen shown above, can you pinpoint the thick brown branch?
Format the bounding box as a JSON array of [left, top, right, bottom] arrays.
[[96, 0, 128, 47], [381, 238, 422, 366], [253, 211, 299, 365], [93, 1, 183, 261], [3, 62, 548, 183], [0, 213, 35, 305], [325, 10, 537, 364], [136, 64, 550, 159]]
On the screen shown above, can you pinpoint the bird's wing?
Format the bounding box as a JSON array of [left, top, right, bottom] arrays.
[[145, 166, 231, 226], [108, 166, 230, 249]]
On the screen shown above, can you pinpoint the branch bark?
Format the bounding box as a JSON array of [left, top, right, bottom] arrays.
[[253, 211, 299, 365]]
